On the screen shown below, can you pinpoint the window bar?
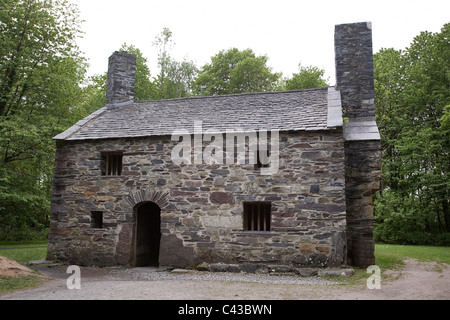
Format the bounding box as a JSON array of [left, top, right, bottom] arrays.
[[243, 204, 248, 230], [106, 155, 110, 175], [110, 155, 114, 175], [263, 203, 266, 231], [250, 204, 254, 231]]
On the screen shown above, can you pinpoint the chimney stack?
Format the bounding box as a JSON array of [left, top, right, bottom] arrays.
[[106, 51, 136, 106], [334, 22, 381, 268], [335, 22, 375, 120]]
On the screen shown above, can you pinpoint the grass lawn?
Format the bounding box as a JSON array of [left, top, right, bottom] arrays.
[[319, 243, 450, 285], [0, 241, 49, 294], [375, 243, 450, 270], [0, 246, 48, 265], [0, 240, 48, 247]]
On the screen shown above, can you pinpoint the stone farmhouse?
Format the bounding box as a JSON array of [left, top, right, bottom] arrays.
[[46, 22, 381, 271]]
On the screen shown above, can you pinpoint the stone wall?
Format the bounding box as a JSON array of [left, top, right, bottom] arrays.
[[344, 140, 381, 267], [47, 130, 348, 268]]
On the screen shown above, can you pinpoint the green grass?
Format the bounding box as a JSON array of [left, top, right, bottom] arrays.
[[315, 244, 450, 285], [0, 247, 48, 265], [0, 241, 49, 294], [0, 240, 48, 247], [0, 275, 48, 294], [375, 244, 450, 270], [0, 241, 48, 264]]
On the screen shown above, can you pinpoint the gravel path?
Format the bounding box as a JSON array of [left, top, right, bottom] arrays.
[[1, 265, 343, 300], [1, 259, 449, 300], [113, 267, 341, 285]]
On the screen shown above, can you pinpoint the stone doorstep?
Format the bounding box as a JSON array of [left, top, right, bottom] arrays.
[[26, 260, 64, 267], [318, 268, 355, 277], [194, 262, 354, 278]]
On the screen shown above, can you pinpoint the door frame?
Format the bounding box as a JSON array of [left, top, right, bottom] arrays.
[[131, 201, 161, 267]]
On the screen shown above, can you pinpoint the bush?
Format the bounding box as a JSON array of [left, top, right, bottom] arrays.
[[374, 190, 450, 246], [0, 225, 48, 242]]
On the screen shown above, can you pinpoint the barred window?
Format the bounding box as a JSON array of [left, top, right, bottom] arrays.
[[101, 152, 123, 176], [243, 202, 271, 231]]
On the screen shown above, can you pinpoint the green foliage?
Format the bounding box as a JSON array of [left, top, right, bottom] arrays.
[[162, 58, 198, 99], [440, 105, 450, 131], [374, 23, 450, 245], [283, 64, 329, 90], [374, 190, 450, 245], [0, 0, 86, 241], [78, 73, 108, 116], [152, 28, 198, 99], [193, 48, 281, 96], [153, 27, 174, 97], [120, 43, 159, 101]]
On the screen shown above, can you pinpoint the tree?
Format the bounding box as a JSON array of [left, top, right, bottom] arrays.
[[120, 43, 159, 101], [373, 23, 450, 245], [152, 28, 198, 99], [193, 48, 281, 96], [80, 43, 159, 117], [163, 58, 198, 99], [0, 0, 86, 240], [283, 64, 329, 90], [153, 27, 174, 98], [77, 73, 108, 118]]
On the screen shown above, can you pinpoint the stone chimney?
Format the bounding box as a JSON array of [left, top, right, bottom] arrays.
[[334, 22, 381, 268], [106, 51, 136, 106], [335, 22, 375, 120]]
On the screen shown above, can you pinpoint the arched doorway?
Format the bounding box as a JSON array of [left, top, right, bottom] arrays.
[[133, 202, 161, 267]]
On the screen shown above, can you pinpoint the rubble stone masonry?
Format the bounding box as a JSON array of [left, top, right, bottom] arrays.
[[335, 22, 381, 267], [47, 130, 348, 269]]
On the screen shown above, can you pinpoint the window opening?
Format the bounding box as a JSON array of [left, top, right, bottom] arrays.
[[101, 152, 123, 176], [243, 202, 271, 231], [91, 211, 103, 228]]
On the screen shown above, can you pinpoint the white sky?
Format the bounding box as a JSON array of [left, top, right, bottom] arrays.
[[71, 0, 449, 85]]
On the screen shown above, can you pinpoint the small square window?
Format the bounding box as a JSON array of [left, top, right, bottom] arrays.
[[101, 152, 123, 176], [91, 211, 103, 228], [243, 202, 271, 231]]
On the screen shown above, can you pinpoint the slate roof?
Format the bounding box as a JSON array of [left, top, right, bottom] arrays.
[[54, 86, 344, 141]]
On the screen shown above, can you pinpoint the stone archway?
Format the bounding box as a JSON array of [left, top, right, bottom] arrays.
[[115, 188, 169, 266], [125, 188, 169, 209], [117, 187, 197, 268]]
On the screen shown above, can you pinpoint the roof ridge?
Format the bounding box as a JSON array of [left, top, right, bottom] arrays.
[[133, 87, 330, 104]]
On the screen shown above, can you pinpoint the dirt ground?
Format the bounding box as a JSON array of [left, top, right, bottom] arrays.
[[0, 257, 37, 278], [1, 258, 449, 300]]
